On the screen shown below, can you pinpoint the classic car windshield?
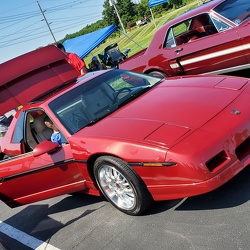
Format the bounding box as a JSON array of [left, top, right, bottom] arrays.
[[214, 0, 250, 24], [49, 70, 161, 134]]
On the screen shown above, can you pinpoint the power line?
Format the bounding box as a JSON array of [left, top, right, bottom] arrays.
[[0, 0, 102, 41], [0, 0, 105, 64]]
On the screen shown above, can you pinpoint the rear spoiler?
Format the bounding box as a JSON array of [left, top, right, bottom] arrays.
[[0, 45, 79, 114]]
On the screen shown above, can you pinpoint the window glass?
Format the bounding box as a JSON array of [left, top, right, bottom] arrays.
[[173, 20, 191, 37], [12, 111, 25, 143], [165, 28, 175, 48], [210, 15, 231, 31], [164, 20, 191, 48], [214, 0, 250, 24], [163, 14, 218, 48], [49, 70, 161, 134]]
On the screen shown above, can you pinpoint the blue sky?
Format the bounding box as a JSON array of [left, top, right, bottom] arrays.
[[0, 0, 105, 64]]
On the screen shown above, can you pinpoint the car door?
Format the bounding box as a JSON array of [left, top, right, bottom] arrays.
[[213, 0, 250, 66], [0, 108, 87, 208], [0, 143, 87, 208], [164, 13, 248, 75], [236, 19, 250, 64]]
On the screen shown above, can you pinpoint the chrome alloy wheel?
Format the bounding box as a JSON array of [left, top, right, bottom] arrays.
[[98, 164, 136, 210]]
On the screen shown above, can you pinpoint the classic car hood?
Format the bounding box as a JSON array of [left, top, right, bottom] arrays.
[[0, 45, 78, 114], [80, 76, 247, 148]]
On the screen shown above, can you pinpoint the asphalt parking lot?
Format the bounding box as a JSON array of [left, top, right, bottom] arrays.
[[1, 165, 250, 250]]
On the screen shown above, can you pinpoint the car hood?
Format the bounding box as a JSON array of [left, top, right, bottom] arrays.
[[0, 45, 78, 114], [79, 76, 248, 148]]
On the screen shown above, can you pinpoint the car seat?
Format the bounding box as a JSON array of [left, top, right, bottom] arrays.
[[33, 113, 53, 142]]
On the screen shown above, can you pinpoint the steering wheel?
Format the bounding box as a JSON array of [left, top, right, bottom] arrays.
[[114, 87, 131, 102]]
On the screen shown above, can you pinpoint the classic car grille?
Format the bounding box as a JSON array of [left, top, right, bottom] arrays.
[[206, 150, 228, 173], [235, 137, 250, 162]]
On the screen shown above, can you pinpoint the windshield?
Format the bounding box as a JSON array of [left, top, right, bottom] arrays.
[[49, 69, 161, 134], [214, 0, 250, 24]]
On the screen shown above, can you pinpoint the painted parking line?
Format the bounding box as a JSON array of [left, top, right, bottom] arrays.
[[0, 221, 60, 250]]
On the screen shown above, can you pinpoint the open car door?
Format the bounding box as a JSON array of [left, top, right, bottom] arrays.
[[0, 141, 87, 208]]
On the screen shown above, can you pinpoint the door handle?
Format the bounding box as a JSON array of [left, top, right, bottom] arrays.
[[174, 48, 183, 53]]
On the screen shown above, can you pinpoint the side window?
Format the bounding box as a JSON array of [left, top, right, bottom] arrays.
[[12, 111, 25, 143], [210, 15, 231, 31], [165, 28, 175, 48], [6, 111, 34, 159], [12, 111, 44, 152], [163, 14, 219, 48], [173, 20, 191, 37], [164, 19, 193, 48]]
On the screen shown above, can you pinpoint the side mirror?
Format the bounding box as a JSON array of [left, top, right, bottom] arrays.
[[33, 140, 59, 157]]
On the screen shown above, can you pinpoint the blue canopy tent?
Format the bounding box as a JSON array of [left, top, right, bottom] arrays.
[[63, 24, 118, 59], [148, 0, 168, 7], [148, 0, 168, 30]]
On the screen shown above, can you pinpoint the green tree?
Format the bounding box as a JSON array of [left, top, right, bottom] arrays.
[[102, 0, 137, 29], [116, 0, 136, 24], [102, 0, 119, 26], [169, 0, 183, 8], [136, 0, 151, 20]]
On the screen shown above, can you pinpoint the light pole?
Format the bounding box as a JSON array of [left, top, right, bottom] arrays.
[[37, 1, 57, 44], [109, 0, 126, 33]]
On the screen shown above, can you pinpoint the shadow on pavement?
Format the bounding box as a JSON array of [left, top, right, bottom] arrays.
[[176, 166, 250, 211], [4, 193, 106, 243], [2, 165, 250, 247]]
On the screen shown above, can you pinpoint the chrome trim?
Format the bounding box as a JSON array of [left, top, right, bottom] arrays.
[[202, 63, 250, 75]]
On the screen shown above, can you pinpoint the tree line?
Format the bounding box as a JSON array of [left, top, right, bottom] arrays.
[[63, 0, 184, 42]]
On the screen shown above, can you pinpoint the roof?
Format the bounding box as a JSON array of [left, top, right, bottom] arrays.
[[63, 24, 118, 59], [148, 0, 168, 8], [158, 0, 222, 28]]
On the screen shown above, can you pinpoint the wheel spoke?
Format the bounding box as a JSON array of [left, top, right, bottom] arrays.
[[98, 164, 136, 210]]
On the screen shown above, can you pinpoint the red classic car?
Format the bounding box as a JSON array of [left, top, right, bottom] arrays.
[[119, 0, 250, 78], [1, 45, 250, 215]]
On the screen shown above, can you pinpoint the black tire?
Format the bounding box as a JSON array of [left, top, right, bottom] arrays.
[[94, 156, 152, 215], [148, 71, 167, 79]]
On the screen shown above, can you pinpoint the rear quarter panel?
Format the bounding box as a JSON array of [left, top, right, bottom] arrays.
[[119, 48, 147, 72]]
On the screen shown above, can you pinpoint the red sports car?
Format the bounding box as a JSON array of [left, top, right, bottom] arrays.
[[1, 45, 250, 215], [119, 0, 250, 78]]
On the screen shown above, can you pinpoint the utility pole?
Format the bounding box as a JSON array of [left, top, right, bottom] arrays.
[[37, 1, 57, 44], [109, 0, 126, 34]]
